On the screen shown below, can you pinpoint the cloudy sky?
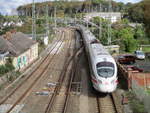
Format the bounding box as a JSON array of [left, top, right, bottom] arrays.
[[0, 0, 142, 15]]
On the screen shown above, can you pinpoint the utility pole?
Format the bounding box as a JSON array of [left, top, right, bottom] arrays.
[[32, 0, 36, 40], [107, 0, 112, 45], [46, 3, 49, 36], [54, 6, 57, 29]]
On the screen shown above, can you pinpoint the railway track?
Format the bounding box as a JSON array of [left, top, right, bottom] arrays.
[[63, 48, 83, 113], [45, 30, 83, 113], [44, 29, 74, 113], [96, 92, 123, 113], [0, 30, 66, 113], [20, 28, 75, 113]]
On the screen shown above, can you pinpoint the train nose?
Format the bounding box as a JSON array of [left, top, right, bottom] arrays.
[[98, 81, 117, 93], [99, 86, 116, 93]]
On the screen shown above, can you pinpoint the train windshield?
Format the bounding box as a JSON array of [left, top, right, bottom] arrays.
[[96, 62, 114, 78]]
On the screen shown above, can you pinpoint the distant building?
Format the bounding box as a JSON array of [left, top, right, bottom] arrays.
[[84, 12, 122, 23], [3, 20, 24, 27], [0, 32, 38, 70]]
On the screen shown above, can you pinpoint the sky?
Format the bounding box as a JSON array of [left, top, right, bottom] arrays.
[[0, 0, 142, 15]]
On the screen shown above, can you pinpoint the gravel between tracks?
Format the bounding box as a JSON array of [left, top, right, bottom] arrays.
[[0, 28, 71, 113]]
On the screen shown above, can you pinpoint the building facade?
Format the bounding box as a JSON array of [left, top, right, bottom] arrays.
[[84, 12, 122, 23], [0, 32, 38, 70]]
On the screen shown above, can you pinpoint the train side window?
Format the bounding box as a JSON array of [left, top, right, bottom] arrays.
[[96, 62, 115, 78]]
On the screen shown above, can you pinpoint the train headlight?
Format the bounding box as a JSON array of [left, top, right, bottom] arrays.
[[111, 79, 118, 84]]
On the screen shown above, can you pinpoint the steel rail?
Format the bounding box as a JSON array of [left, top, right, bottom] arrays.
[[96, 97, 101, 113], [0, 32, 63, 106], [44, 30, 73, 113], [97, 92, 123, 113], [63, 30, 84, 113], [5, 31, 66, 113], [111, 93, 123, 113], [62, 46, 83, 113]]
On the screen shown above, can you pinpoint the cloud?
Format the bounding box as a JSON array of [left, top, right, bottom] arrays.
[[0, 0, 44, 15], [114, 0, 142, 3]]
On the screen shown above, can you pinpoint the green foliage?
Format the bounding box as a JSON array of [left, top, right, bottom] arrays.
[[121, 18, 129, 24], [134, 25, 145, 40], [16, 1, 126, 18], [116, 2, 125, 12], [117, 28, 137, 52], [6, 71, 21, 82], [147, 90, 150, 95], [0, 58, 14, 77], [143, 0, 150, 37], [16, 18, 47, 34], [92, 0, 103, 4], [127, 3, 144, 23], [92, 16, 109, 26], [91, 16, 140, 52], [123, 0, 150, 38], [91, 16, 115, 45], [127, 91, 147, 113], [0, 26, 14, 35], [0, 15, 18, 35]]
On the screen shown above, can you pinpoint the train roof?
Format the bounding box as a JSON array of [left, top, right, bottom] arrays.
[[90, 44, 115, 62], [91, 44, 109, 56], [84, 31, 96, 42]]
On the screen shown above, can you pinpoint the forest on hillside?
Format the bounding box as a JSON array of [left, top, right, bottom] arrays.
[[17, 0, 150, 37], [1, 0, 150, 52], [17, 1, 124, 17]]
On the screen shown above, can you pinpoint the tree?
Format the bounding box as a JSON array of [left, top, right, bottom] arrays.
[[0, 58, 14, 77], [117, 2, 125, 12], [91, 16, 113, 45], [117, 28, 137, 52], [127, 3, 144, 23], [134, 25, 145, 40], [143, 0, 150, 37], [92, 0, 103, 5]]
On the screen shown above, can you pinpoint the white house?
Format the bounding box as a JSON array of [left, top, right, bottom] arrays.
[[84, 12, 122, 23]]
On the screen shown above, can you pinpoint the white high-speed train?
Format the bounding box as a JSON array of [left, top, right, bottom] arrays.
[[79, 25, 118, 93]]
